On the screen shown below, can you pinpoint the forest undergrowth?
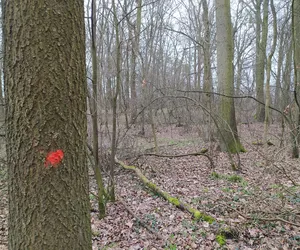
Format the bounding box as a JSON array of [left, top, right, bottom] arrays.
[[1, 123, 300, 249], [90, 123, 300, 250]]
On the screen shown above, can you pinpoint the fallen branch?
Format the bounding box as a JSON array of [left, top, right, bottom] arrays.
[[252, 140, 275, 146], [115, 156, 215, 223], [139, 149, 215, 169]]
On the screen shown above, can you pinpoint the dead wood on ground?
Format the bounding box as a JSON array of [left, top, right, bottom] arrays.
[[115, 156, 215, 223], [138, 149, 215, 169]]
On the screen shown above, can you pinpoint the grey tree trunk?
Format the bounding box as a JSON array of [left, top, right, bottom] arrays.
[[202, 0, 214, 142], [130, 0, 142, 124], [274, 29, 285, 112], [292, 0, 300, 158], [91, 0, 106, 218], [4, 1, 92, 249], [263, 0, 277, 163], [255, 0, 269, 122], [215, 0, 245, 153], [109, 0, 122, 201]]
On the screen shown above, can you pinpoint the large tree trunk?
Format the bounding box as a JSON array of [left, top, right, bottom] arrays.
[[3, 1, 92, 249], [215, 0, 245, 153]]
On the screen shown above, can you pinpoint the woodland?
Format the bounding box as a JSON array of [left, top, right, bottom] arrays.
[[0, 0, 300, 249]]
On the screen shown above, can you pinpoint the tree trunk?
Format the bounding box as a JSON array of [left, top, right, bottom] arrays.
[[255, 0, 269, 122], [91, 0, 106, 218], [282, 44, 292, 110], [263, 0, 277, 164], [130, 0, 142, 124], [215, 0, 245, 153], [274, 29, 285, 112], [109, 0, 122, 201], [202, 0, 214, 142], [292, 0, 300, 158], [4, 1, 92, 249]]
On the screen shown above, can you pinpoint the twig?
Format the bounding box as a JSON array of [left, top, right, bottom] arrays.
[[177, 89, 284, 116]]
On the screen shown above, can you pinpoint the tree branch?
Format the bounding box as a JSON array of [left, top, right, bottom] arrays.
[[177, 89, 286, 118], [139, 150, 215, 169]]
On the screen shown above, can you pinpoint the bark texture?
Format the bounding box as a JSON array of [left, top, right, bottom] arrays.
[[4, 1, 92, 249], [255, 0, 269, 122], [202, 0, 214, 142], [215, 0, 245, 153], [129, 0, 142, 123], [91, 0, 106, 218], [292, 0, 300, 158]]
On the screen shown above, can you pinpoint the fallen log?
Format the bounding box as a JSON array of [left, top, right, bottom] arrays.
[[139, 149, 215, 169], [115, 156, 215, 223]]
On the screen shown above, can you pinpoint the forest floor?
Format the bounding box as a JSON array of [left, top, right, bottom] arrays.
[[0, 123, 300, 249]]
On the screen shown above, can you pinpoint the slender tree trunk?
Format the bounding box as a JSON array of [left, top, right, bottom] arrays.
[[0, 43, 5, 165], [255, 0, 269, 122], [292, 0, 300, 158], [123, 45, 130, 129], [274, 30, 285, 112], [4, 1, 92, 249], [202, 0, 213, 142], [236, 57, 243, 96], [202, 0, 212, 99], [130, 42, 138, 123], [109, 0, 122, 201], [283, 44, 292, 110], [215, 0, 245, 153], [263, 0, 277, 164], [130, 0, 142, 124], [91, 0, 106, 218]]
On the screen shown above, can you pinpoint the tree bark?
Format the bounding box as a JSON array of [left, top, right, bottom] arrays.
[[4, 1, 92, 249], [255, 0, 269, 122], [129, 0, 142, 124], [215, 0, 245, 153], [91, 0, 106, 218], [292, 0, 300, 158], [263, 0, 277, 164], [202, 0, 214, 142], [109, 0, 122, 201], [274, 28, 285, 112]]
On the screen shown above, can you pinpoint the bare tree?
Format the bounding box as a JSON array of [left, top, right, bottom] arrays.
[[255, 0, 269, 122], [291, 0, 300, 158], [263, 0, 277, 162], [215, 0, 245, 153], [90, 0, 106, 218]]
